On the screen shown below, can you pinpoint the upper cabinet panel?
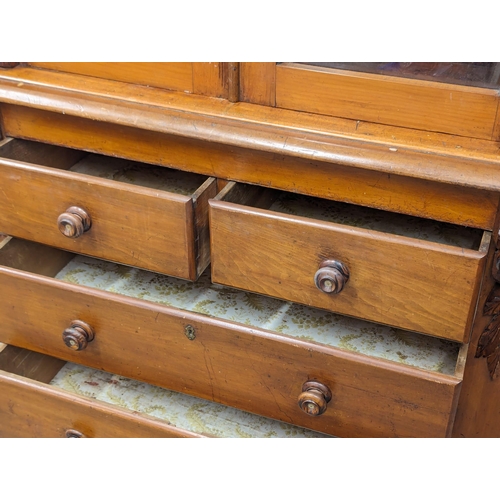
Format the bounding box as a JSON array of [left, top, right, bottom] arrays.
[[241, 62, 500, 141], [29, 62, 194, 92], [301, 62, 500, 90], [27, 62, 231, 98]]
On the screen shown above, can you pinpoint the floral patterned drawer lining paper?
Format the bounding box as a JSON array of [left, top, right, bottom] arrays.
[[50, 362, 328, 438], [55, 255, 459, 375]]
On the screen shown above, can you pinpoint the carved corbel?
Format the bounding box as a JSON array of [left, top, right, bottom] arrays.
[[476, 239, 500, 379]]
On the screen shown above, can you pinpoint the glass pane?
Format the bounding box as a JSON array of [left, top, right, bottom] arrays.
[[294, 62, 500, 89]]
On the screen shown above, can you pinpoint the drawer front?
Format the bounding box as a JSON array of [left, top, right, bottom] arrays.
[[0, 260, 462, 438], [209, 199, 487, 342], [0, 370, 200, 438], [0, 140, 216, 280], [0, 345, 328, 439]]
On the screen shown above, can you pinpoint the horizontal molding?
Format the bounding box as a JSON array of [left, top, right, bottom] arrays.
[[0, 71, 500, 193]]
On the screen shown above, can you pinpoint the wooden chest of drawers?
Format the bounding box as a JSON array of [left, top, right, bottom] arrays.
[[0, 62, 499, 438]]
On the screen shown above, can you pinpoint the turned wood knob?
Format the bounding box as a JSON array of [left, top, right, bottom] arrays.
[[57, 206, 91, 238], [314, 259, 350, 294], [62, 320, 95, 351], [298, 381, 332, 416], [65, 429, 86, 438]]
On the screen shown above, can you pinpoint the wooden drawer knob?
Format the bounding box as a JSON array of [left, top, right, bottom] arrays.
[[57, 206, 91, 238], [314, 259, 350, 294], [65, 429, 86, 438], [298, 381, 332, 416], [62, 320, 95, 351]]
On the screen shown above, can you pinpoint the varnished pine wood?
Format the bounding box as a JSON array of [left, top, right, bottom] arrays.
[[213, 181, 280, 209], [209, 198, 487, 342], [1, 63, 499, 437], [3, 66, 500, 166], [2, 104, 497, 229], [0, 137, 86, 168], [0, 237, 73, 277], [0, 240, 462, 437], [192, 177, 217, 278], [227, 62, 240, 103], [192, 63, 227, 98], [29, 62, 195, 93], [0, 345, 66, 383], [239, 63, 276, 106], [452, 218, 500, 436], [0, 148, 214, 280], [0, 369, 201, 437], [276, 63, 500, 140], [1, 77, 500, 194], [493, 100, 500, 142]]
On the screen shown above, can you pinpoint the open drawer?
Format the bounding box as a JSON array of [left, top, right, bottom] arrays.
[[0, 236, 465, 437], [0, 138, 216, 280], [209, 183, 490, 342], [0, 344, 326, 438]]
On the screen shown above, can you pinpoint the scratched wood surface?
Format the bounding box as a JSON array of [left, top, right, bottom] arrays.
[[0, 64, 498, 437], [0, 139, 215, 280], [3, 65, 500, 164], [275, 63, 500, 140], [1, 104, 498, 230], [0, 238, 463, 437], [0, 345, 327, 438], [0, 370, 202, 437], [452, 213, 500, 437], [210, 190, 488, 342], [28, 62, 195, 93]]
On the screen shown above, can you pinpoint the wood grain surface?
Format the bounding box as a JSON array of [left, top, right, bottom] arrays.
[[0, 240, 462, 437], [0, 369, 201, 437], [210, 199, 487, 342], [0, 149, 215, 280], [1, 104, 497, 229], [240, 63, 276, 105], [2, 66, 500, 165], [452, 215, 500, 437], [28, 62, 195, 92], [276, 63, 500, 140]]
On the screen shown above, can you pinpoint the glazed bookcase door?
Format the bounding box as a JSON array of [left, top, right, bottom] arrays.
[[239, 62, 500, 141]]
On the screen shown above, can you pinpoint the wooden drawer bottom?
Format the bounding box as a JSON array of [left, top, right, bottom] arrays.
[[0, 344, 327, 438]]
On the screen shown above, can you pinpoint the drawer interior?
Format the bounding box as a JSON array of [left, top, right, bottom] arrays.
[[0, 237, 465, 377], [0, 138, 209, 196], [0, 343, 327, 438], [0, 138, 217, 280], [217, 183, 485, 249]]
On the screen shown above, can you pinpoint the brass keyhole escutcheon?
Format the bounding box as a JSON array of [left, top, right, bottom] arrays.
[[184, 325, 196, 340]]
